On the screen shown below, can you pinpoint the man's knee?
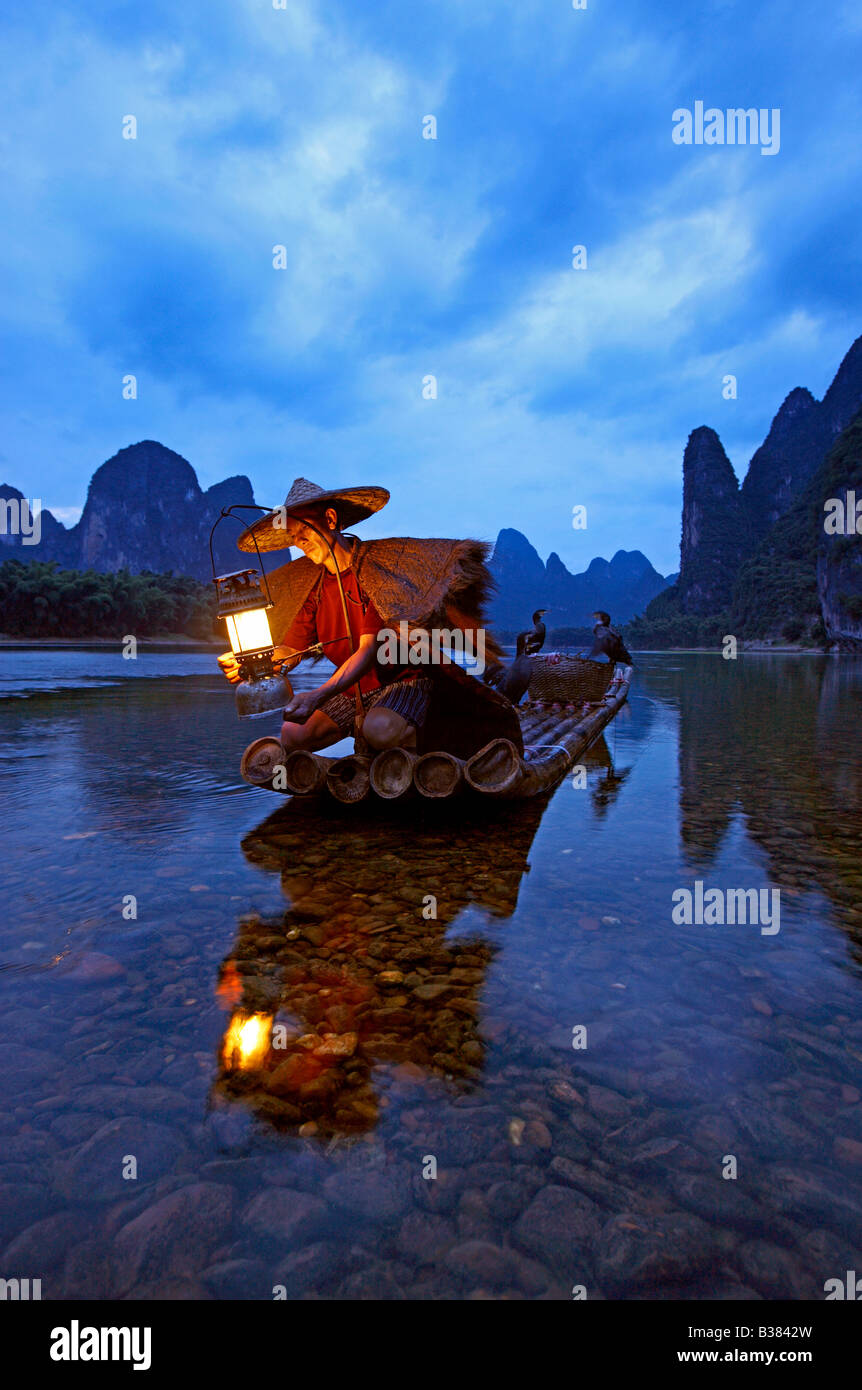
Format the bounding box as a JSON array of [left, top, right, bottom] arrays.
[[281, 720, 312, 750], [281, 709, 343, 751], [281, 716, 336, 751], [363, 706, 415, 750]]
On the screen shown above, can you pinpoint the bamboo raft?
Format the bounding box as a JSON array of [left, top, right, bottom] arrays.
[[240, 664, 632, 804]]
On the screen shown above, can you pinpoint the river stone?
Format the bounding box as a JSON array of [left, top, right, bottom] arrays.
[[411, 1167, 464, 1214], [487, 1181, 527, 1224], [553, 1128, 593, 1163], [272, 1242, 342, 1298], [205, 1108, 255, 1154], [1, 1211, 90, 1271], [835, 1105, 862, 1142], [337, 1262, 407, 1299], [201, 1258, 270, 1300], [435, 1119, 498, 1167], [125, 1277, 212, 1300], [513, 1184, 600, 1273], [68, 1084, 189, 1120], [1, 1131, 58, 1166], [514, 1255, 554, 1295], [55, 951, 126, 984], [595, 1212, 717, 1296], [0, 1163, 43, 1187], [444, 1240, 516, 1289], [725, 1096, 818, 1159], [626, 1137, 681, 1169], [62, 1234, 116, 1299], [323, 1165, 412, 1223], [734, 1239, 819, 1299], [548, 1155, 646, 1211], [50, 1112, 103, 1146], [0, 1045, 58, 1093], [667, 1172, 774, 1236], [638, 1067, 706, 1106], [587, 1085, 631, 1124], [0, 1184, 55, 1250], [395, 1211, 457, 1263], [113, 1182, 235, 1292], [762, 1164, 862, 1239], [465, 1161, 520, 1186], [834, 1136, 862, 1166], [242, 1188, 328, 1248], [56, 1117, 187, 1201], [103, 1174, 200, 1239]]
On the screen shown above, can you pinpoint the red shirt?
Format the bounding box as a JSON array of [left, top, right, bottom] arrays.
[[282, 567, 385, 694]]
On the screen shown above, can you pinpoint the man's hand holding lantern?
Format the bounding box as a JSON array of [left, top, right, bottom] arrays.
[[217, 652, 242, 685]]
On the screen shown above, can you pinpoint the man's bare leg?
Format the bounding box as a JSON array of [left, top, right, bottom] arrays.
[[280, 709, 343, 752], [362, 706, 417, 751]]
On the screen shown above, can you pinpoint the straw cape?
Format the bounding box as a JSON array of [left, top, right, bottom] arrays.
[[237, 478, 390, 552], [263, 536, 505, 669], [260, 537, 521, 757]]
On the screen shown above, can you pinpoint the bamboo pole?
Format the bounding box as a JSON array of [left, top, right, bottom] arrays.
[[464, 711, 589, 795], [369, 747, 418, 799], [462, 738, 523, 795], [280, 749, 334, 795], [325, 754, 372, 804], [240, 737, 288, 789], [413, 750, 464, 799], [519, 707, 574, 745]]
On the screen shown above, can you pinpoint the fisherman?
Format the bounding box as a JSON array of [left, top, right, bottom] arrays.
[[218, 478, 521, 758], [586, 610, 633, 666]]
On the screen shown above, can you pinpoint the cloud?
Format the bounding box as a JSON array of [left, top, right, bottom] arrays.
[[1, 0, 860, 579]]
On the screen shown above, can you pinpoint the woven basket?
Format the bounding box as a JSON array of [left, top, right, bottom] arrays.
[[527, 653, 615, 704]]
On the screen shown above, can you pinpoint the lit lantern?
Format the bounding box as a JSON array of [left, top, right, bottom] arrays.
[[216, 568, 275, 667], [210, 505, 294, 719]]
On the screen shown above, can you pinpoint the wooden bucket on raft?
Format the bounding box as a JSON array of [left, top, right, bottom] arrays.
[[526, 653, 615, 704]]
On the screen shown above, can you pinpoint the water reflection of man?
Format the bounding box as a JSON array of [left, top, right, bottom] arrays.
[[212, 795, 548, 1138]]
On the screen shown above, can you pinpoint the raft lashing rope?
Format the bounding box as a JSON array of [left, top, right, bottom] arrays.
[[240, 667, 633, 803]]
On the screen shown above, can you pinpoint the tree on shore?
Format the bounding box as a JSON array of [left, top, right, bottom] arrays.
[[0, 559, 219, 639]]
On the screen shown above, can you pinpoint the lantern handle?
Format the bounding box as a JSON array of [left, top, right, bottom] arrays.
[[209, 505, 276, 607]]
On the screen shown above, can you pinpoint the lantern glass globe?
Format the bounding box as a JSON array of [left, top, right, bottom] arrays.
[[225, 606, 273, 657]]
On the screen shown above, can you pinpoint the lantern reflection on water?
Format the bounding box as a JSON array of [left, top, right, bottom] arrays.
[[222, 1011, 273, 1071]]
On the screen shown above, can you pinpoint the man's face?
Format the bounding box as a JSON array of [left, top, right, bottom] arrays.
[[289, 511, 335, 565]]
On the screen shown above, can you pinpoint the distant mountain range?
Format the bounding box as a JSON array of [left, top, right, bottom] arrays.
[[488, 528, 674, 630], [631, 334, 862, 648], [7, 327, 860, 648], [1, 441, 255, 582], [1, 442, 673, 630]]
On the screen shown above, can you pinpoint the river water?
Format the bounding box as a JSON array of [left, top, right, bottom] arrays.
[[1, 649, 860, 1300]]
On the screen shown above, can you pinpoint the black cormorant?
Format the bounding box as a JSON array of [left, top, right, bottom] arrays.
[[484, 630, 534, 704], [521, 608, 547, 655]]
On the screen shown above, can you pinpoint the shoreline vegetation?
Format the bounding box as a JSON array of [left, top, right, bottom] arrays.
[[0, 636, 224, 648], [0, 559, 842, 654], [0, 558, 219, 641]]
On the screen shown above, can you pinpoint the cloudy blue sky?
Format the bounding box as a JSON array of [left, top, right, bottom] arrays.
[[2, 0, 861, 575]]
